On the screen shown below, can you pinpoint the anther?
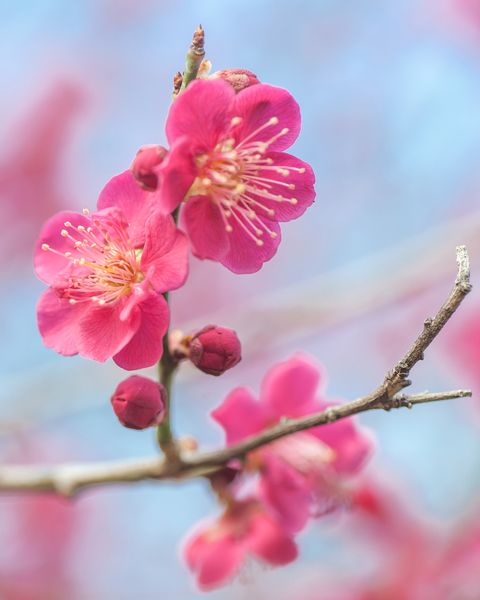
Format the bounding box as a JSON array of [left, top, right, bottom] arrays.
[[270, 232, 277, 238], [231, 116, 242, 126], [41, 243, 50, 251], [225, 225, 233, 233], [61, 229, 69, 237], [298, 168, 306, 173], [255, 239, 264, 246], [82, 208, 90, 215], [64, 252, 72, 257], [269, 117, 279, 125], [77, 225, 86, 232], [290, 198, 298, 205], [280, 127, 289, 135], [64, 221, 72, 228], [69, 299, 77, 305]]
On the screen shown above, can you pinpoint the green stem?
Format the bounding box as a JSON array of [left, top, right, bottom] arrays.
[[179, 25, 205, 92], [156, 319, 179, 461], [156, 211, 181, 462], [156, 27, 205, 461]]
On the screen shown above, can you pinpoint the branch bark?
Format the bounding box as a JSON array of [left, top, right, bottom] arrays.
[[0, 246, 472, 496]]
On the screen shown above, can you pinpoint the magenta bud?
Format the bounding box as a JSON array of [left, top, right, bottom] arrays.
[[189, 325, 241, 376], [131, 145, 168, 191], [211, 69, 260, 93], [110, 375, 166, 430]]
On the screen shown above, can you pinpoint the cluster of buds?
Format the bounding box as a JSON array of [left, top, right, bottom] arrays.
[[110, 326, 241, 429]]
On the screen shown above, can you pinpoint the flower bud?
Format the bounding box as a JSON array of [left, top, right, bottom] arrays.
[[211, 69, 260, 93], [111, 375, 166, 430], [189, 325, 241, 376], [131, 145, 168, 191]]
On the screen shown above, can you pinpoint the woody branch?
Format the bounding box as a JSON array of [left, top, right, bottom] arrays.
[[0, 246, 471, 496]]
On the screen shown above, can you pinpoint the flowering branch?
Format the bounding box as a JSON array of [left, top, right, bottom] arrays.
[[0, 389, 471, 496], [0, 246, 472, 496]]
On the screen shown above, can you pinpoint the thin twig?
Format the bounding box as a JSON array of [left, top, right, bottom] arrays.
[[0, 390, 471, 495], [0, 246, 471, 496]]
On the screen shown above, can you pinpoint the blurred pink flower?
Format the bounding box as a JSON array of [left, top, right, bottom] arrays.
[[212, 354, 373, 532], [441, 308, 480, 399], [161, 78, 315, 273], [184, 498, 297, 590], [34, 172, 188, 369], [0, 81, 85, 263], [0, 439, 82, 599]]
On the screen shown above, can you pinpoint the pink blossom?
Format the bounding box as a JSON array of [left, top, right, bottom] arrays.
[[212, 354, 374, 532], [160, 79, 315, 273], [183, 498, 297, 590], [34, 172, 189, 369]]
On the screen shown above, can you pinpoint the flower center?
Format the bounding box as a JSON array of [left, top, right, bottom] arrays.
[[42, 209, 143, 306], [190, 116, 306, 246]]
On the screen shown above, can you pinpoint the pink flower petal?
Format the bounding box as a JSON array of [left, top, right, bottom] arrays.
[[34, 211, 89, 284], [96, 170, 156, 247], [212, 387, 270, 445], [231, 84, 301, 152], [141, 212, 189, 293], [259, 452, 311, 533], [157, 136, 197, 213], [166, 79, 235, 150], [310, 406, 375, 474], [36, 288, 88, 356], [220, 217, 281, 274], [182, 195, 229, 261], [260, 354, 324, 418], [248, 509, 298, 566], [249, 152, 315, 222], [113, 293, 169, 370], [77, 300, 141, 363], [184, 529, 243, 591]]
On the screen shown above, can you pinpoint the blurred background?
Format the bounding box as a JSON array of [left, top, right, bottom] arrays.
[[1, 0, 480, 598]]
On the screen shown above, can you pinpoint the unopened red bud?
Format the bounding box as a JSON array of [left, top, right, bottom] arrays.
[[111, 375, 166, 430], [189, 325, 241, 376], [131, 145, 168, 191], [211, 69, 260, 93]]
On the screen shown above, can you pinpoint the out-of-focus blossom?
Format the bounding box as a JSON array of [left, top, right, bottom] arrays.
[[183, 498, 297, 590], [0, 439, 83, 599], [0, 81, 85, 264], [34, 172, 189, 369], [160, 79, 315, 273], [305, 480, 480, 600], [212, 354, 373, 532], [111, 375, 166, 429], [189, 324, 242, 376], [441, 308, 480, 398]]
